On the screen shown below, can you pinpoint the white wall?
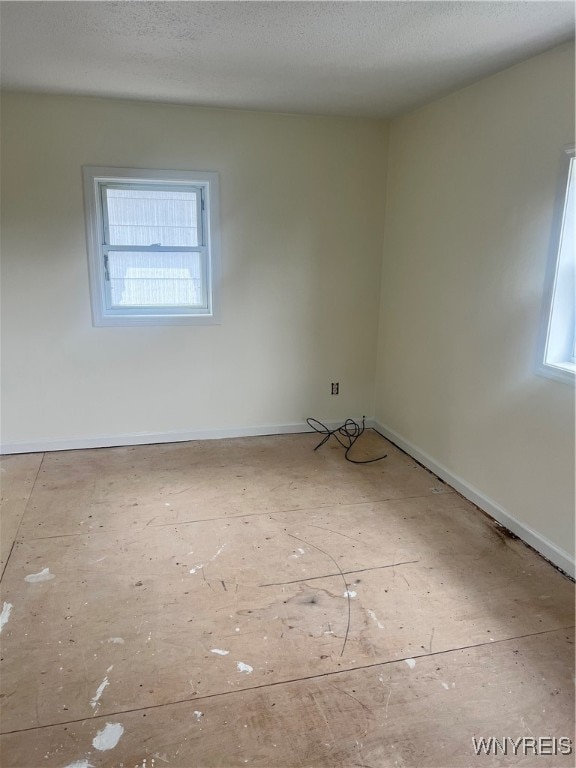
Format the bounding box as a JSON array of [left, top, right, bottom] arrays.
[[0, 93, 388, 448], [374, 43, 575, 568]]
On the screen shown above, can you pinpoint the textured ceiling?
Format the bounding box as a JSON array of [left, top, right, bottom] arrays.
[[0, 1, 574, 118]]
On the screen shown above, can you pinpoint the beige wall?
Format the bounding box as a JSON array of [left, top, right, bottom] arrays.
[[0, 93, 387, 446], [375, 43, 575, 563]]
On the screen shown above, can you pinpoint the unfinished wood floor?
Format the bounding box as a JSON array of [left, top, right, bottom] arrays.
[[0, 431, 574, 768]]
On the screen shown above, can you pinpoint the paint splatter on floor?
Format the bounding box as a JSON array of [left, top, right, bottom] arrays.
[[92, 722, 124, 751], [405, 658, 416, 669], [0, 602, 13, 633], [237, 662, 253, 674], [189, 544, 227, 575], [291, 548, 305, 558], [211, 648, 229, 655], [90, 676, 110, 709], [367, 609, 384, 629], [24, 568, 55, 583]]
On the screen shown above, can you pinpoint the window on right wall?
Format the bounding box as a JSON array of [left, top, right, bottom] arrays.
[[537, 145, 575, 385]]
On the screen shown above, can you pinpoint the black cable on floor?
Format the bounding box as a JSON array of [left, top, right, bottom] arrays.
[[306, 416, 387, 464]]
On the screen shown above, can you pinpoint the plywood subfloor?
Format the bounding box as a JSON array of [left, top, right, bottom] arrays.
[[0, 431, 574, 767]]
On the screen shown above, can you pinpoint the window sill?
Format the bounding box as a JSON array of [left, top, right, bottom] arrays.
[[536, 360, 576, 385], [93, 313, 220, 327]]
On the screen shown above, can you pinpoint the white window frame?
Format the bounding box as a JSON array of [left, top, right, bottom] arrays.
[[83, 166, 221, 326], [536, 145, 575, 385]]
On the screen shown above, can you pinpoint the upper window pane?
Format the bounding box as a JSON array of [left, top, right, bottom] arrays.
[[104, 186, 200, 247]]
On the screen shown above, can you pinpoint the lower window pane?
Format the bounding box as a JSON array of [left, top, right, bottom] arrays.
[[107, 251, 206, 308]]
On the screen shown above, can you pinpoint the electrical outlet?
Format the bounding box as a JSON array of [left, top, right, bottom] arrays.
[[331, 382, 339, 395]]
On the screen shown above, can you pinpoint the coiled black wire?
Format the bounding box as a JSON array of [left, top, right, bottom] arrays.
[[306, 416, 388, 464]]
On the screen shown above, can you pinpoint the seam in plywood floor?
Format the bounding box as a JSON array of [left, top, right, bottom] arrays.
[[258, 560, 420, 587], [0, 452, 45, 583], [14, 489, 460, 543], [2, 625, 573, 737]]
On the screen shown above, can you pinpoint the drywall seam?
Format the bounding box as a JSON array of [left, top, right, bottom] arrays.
[[373, 421, 575, 579]]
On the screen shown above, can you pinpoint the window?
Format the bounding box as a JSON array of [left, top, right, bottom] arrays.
[[537, 146, 575, 385], [83, 167, 220, 326]]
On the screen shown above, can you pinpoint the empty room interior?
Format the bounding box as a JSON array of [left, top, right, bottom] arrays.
[[1, 2, 575, 766]]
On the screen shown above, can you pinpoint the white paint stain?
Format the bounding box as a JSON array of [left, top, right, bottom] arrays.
[[405, 658, 416, 669], [343, 590, 357, 599], [90, 677, 110, 709], [193, 711, 203, 721], [211, 648, 229, 656], [442, 682, 450, 690], [521, 716, 535, 738], [24, 568, 55, 583], [237, 662, 253, 674], [379, 678, 393, 719], [107, 637, 124, 644], [63, 761, 94, 768], [92, 722, 124, 751], [290, 547, 305, 558], [0, 602, 13, 633], [189, 543, 227, 574], [367, 609, 384, 629]]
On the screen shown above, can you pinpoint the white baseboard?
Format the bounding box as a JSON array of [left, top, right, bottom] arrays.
[[4, 418, 572, 579], [0, 420, 352, 457], [373, 421, 575, 579]]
